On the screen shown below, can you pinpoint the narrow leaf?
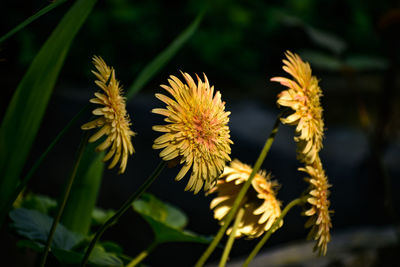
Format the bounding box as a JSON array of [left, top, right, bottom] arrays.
[[0, 0, 68, 44], [0, 0, 97, 223], [127, 8, 205, 99], [0, 105, 88, 226], [61, 146, 104, 235]]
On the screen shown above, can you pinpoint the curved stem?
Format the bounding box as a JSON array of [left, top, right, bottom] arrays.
[[219, 208, 245, 267], [127, 241, 158, 267], [195, 114, 281, 267], [80, 161, 166, 267], [242, 198, 305, 267], [40, 132, 89, 267]]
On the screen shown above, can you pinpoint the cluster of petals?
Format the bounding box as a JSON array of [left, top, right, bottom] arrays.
[[300, 156, 332, 256], [271, 51, 324, 164], [272, 51, 332, 255], [81, 56, 135, 174], [152, 72, 232, 194], [209, 160, 282, 238]]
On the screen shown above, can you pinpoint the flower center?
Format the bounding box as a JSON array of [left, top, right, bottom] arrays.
[[191, 112, 217, 150]]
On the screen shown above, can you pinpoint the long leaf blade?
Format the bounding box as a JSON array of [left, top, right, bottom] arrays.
[[0, 0, 97, 221], [126, 9, 205, 100], [0, 0, 68, 44]]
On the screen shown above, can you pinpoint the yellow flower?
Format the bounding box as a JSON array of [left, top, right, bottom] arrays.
[[272, 51, 332, 255], [152, 72, 232, 194], [300, 156, 332, 256], [209, 160, 282, 238], [271, 51, 324, 164], [81, 56, 135, 174]]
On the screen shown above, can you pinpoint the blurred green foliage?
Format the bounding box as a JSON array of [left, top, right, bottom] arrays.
[[1, 0, 396, 99]]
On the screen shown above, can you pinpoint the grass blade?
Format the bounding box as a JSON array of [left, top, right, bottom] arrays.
[[0, 0, 68, 44], [0, 0, 97, 223], [126, 8, 206, 100]]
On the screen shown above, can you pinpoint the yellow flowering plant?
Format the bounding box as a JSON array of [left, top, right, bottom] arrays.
[[2, 4, 339, 263]]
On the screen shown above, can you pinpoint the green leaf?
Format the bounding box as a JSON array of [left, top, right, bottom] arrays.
[[345, 55, 388, 71], [304, 26, 346, 55], [126, 8, 205, 99], [51, 246, 123, 267], [141, 215, 212, 245], [90, 246, 123, 267], [16, 239, 44, 252], [100, 241, 124, 255], [20, 193, 57, 215], [11, 208, 122, 266], [300, 50, 343, 71], [279, 14, 346, 55], [51, 248, 84, 264], [0, 0, 97, 224], [133, 194, 211, 244], [91, 207, 116, 226], [61, 145, 104, 235], [133, 193, 187, 229], [9, 208, 84, 250], [0, 0, 68, 43]]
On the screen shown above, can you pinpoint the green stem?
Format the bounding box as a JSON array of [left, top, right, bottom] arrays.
[[126, 241, 158, 267], [219, 208, 245, 267], [195, 114, 281, 267], [80, 161, 166, 267], [242, 198, 305, 267], [0, 105, 89, 228], [40, 132, 89, 267]]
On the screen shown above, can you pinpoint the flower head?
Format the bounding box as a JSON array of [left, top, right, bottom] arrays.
[[152, 72, 232, 194], [209, 160, 282, 238], [300, 156, 332, 256], [272, 51, 332, 255], [271, 51, 324, 164], [81, 56, 135, 174]]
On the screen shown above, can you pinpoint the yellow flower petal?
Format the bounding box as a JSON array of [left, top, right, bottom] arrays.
[[81, 56, 135, 173], [152, 72, 232, 194], [209, 159, 282, 239]]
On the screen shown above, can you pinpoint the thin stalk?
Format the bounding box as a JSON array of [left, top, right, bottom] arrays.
[[40, 132, 89, 267], [195, 114, 281, 267], [126, 241, 158, 267], [0, 105, 89, 228], [219, 208, 245, 267], [242, 198, 305, 267], [80, 161, 167, 267]]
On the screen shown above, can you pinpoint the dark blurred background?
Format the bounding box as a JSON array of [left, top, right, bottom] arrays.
[[1, 0, 400, 266]]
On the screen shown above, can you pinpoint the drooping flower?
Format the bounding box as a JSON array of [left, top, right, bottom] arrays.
[[81, 56, 135, 174], [300, 156, 332, 256], [271, 51, 324, 164], [272, 51, 332, 255], [152, 72, 232, 194], [209, 160, 282, 238]]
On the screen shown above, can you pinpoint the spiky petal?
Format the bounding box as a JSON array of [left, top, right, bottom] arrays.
[[209, 159, 282, 238], [82, 56, 135, 174], [271, 51, 324, 164], [300, 156, 332, 256], [152, 72, 233, 194], [272, 51, 332, 255]]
